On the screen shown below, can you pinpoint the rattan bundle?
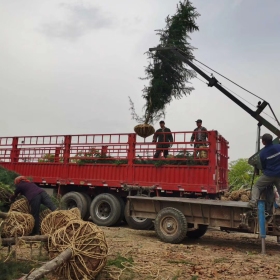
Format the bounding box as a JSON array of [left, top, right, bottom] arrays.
[[48, 220, 108, 280], [9, 198, 31, 214], [134, 124, 155, 138], [1, 211, 34, 237], [41, 208, 81, 235]]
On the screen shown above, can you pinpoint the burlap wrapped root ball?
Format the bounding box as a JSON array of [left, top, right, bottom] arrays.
[[41, 208, 81, 235], [9, 198, 31, 214], [1, 211, 34, 237], [134, 124, 155, 138], [49, 220, 108, 280]]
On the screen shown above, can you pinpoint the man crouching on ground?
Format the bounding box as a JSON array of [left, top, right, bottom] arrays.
[[10, 176, 57, 235]]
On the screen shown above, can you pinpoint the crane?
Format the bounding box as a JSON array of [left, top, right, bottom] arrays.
[[149, 46, 280, 170]]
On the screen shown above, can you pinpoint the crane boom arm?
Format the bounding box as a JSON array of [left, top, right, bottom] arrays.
[[149, 46, 280, 168]]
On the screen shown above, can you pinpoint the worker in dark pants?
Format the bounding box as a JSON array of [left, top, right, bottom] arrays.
[[10, 176, 57, 235], [190, 119, 208, 148], [153, 121, 173, 158], [248, 134, 280, 208]]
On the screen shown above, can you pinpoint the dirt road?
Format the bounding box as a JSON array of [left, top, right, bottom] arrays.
[[96, 226, 280, 280], [6, 226, 280, 280]]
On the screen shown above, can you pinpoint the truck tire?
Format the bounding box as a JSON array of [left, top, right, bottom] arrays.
[[61, 192, 88, 219], [90, 193, 121, 226], [80, 192, 92, 221], [154, 207, 187, 244], [186, 225, 208, 239], [115, 196, 125, 225], [124, 201, 154, 230]]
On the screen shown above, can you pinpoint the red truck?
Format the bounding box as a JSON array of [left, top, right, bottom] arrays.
[[0, 130, 228, 229], [1, 47, 279, 233]]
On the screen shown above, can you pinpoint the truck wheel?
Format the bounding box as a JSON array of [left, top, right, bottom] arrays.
[[80, 192, 92, 221], [186, 225, 208, 239], [90, 193, 121, 226], [61, 192, 88, 219], [115, 196, 125, 225], [154, 207, 187, 244], [124, 201, 154, 230]]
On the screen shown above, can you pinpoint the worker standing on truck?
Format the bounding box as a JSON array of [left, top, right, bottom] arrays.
[[190, 119, 208, 147], [153, 121, 173, 158], [10, 176, 57, 235], [248, 133, 280, 208]]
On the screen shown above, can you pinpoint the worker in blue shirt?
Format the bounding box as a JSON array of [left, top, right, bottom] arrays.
[[248, 133, 280, 208]]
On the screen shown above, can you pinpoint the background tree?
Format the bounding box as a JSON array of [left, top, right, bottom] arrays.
[[130, 0, 200, 125], [228, 158, 259, 190]]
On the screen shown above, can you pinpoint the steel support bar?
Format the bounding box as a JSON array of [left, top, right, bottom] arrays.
[[258, 199, 266, 254]]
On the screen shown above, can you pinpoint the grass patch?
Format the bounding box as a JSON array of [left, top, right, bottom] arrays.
[[107, 253, 134, 269], [168, 259, 194, 265], [213, 257, 229, 264], [0, 259, 47, 280]]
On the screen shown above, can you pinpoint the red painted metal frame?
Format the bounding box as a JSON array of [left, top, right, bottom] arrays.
[[0, 131, 229, 194]]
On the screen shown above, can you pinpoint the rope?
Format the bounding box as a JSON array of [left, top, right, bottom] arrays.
[[1, 211, 34, 238], [40, 208, 81, 235], [48, 220, 108, 280], [9, 198, 31, 214]]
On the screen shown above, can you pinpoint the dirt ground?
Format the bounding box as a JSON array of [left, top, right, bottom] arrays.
[[5, 226, 280, 280]]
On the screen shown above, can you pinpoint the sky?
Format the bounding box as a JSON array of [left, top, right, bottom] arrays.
[[0, 0, 280, 162]]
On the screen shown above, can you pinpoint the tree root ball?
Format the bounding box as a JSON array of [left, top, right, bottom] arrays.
[[134, 124, 155, 138], [49, 220, 108, 280], [9, 198, 31, 214], [1, 211, 34, 238], [229, 190, 240, 201], [41, 208, 81, 235], [241, 194, 249, 202]]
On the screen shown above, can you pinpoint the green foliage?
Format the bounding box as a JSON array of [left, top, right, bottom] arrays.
[[72, 148, 122, 165], [134, 150, 197, 167], [107, 253, 134, 269], [0, 259, 45, 280], [0, 166, 19, 186], [0, 183, 13, 212], [129, 1, 200, 124], [38, 153, 55, 162], [228, 158, 259, 190], [0, 167, 18, 211], [40, 193, 65, 211]]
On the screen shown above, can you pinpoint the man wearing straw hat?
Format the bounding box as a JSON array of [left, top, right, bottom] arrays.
[[10, 176, 57, 235]]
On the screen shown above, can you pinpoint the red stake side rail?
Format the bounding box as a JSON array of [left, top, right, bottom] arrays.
[[0, 131, 229, 195]]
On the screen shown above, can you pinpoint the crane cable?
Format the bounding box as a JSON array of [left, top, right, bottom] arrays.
[[156, 49, 280, 124], [176, 48, 280, 126]]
